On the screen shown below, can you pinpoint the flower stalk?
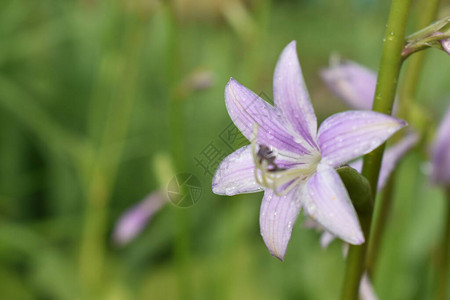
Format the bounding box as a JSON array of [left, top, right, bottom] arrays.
[[367, 0, 442, 277], [166, 4, 193, 299], [341, 0, 412, 298], [338, 167, 373, 300]]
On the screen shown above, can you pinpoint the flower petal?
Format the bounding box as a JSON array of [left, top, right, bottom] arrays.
[[359, 273, 378, 300], [225, 78, 310, 154], [318, 111, 406, 167], [320, 231, 336, 249], [432, 106, 450, 185], [212, 146, 262, 196], [349, 132, 418, 190], [273, 41, 318, 148], [303, 162, 364, 244], [348, 159, 363, 173], [441, 37, 450, 55], [320, 59, 376, 110], [260, 186, 302, 261], [378, 132, 418, 189], [112, 191, 166, 246]]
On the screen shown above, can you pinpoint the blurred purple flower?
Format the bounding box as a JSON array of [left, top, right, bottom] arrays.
[[360, 273, 378, 300], [320, 58, 400, 113], [440, 37, 450, 55], [350, 132, 418, 190], [431, 106, 450, 185], [320, 59, 376, 110], [112, 191, 166, 246], [212, 41, 406, 260], [431, 32, 450, 55]]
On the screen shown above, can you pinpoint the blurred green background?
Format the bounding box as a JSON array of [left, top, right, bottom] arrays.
[[0, 0, 449, 299]]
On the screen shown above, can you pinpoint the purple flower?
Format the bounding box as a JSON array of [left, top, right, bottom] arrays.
[[431, 106, 450, 185], [430, 32, 450, 55], [360, 273, 378, 300], [440, 37, 450, 55], [112, 191, 166, 246], [320, 58, 376, 110], [212, 41, 406, 260]]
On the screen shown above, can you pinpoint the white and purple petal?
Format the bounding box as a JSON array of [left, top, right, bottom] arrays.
[[317, 111, 406, 167], [431, 106, 450, 185], [320, 59, 376, 110], [440, 37, 450, 55], [212, 145, 262, 196], [302, 162, 364, 244], [260, 186, 302, 261], [273, 41, 318, 148], [320, 231, 336, 249], [225, 78, 310, 155], [360, 273, 378, 300]]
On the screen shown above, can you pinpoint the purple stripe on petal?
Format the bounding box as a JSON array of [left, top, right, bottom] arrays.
[[112, 191, 166, 246], [273, 41, 318, 149], [260, 186, 302, 261], [225, 78, 310, 155], [303, 162, 364, 245], [432, 107, 450, 185], [320, 60, 376, 110], [212, 146, 263, 196], [318, 111, 406, 167]]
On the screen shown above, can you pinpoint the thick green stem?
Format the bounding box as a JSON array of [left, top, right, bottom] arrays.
[[339, 170, 372, 299], [341, 0, 412, 298], [437, 188, 450, 300], [362, 0, 411, 190], [338, 167, 373, 300], [367, 0, 441, 278], [366, 171, 396, 275], [341, 214, 372, 300]]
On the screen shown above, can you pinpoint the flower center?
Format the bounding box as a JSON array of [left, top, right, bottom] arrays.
[[251, 125, 321, 196]]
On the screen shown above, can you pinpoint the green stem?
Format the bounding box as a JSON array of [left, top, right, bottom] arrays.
[[166, 4, 193, 299], [437, 188, 450, 300], [341, 0, 412, 298], [338, 167, 373, 300], [341, 214, 372, 300], [366, 171, 396, 275], [367, 0, 441, 278]]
